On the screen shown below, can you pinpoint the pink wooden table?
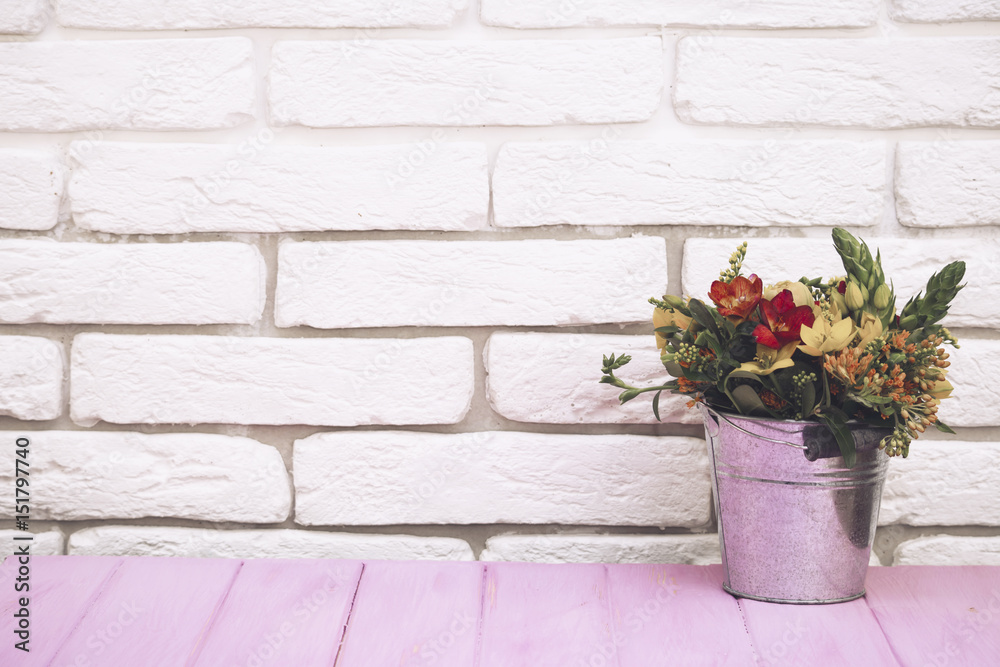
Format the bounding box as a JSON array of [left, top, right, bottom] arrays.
[[2, 556, 999, 666]]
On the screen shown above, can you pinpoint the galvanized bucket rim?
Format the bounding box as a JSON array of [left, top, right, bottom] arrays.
[[701, 405, 888, 429]]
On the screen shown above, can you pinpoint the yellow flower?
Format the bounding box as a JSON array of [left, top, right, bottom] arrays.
[[855, 312, 883, 350], [738, 342, 798, 376], [654, 307, 692, 352], [798, 313, 856, 356], [764, 281, 813, 308], [927, 373, 954, 405]]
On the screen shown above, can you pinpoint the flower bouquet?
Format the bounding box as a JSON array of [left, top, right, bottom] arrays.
[[600, 229, 965, 603], [599, 228, 965, 467]]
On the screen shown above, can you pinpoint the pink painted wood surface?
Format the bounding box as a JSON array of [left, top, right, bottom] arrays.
[[0, 555, 122, 666], [335, 560, 484, 667], [865, 565, 1000, 666], [738, 597, 899, 665], [605, 564, 754, 666], [477, 562, 619, 667], [192, 558, 363, 667], [48, 556, 242, 667], [2, 555, 999, 665]]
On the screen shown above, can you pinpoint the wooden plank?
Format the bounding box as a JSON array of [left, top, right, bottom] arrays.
[[606, 564, 754, 666], [335, 560, 483, 667], [477, 562, 620, 666], [48, 556, 242, 667], [191, 558, 363, 666], [865, 565, 1000, 666], [738, 597, 899, 665], [0, 555, 123, 665]]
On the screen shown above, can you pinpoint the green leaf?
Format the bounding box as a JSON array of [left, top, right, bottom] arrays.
[[618, 389, 641, 403], [730, 384, 770, 417], [817, 410, 856, 468], [935, 420, 956, 435], [654, 326, 681, 336], [664, 361, 685, 378], [687, 298, 723, 342], [800, 381, 816, 417], [695, 330, 722, 356], [652, 390, 662, 422]]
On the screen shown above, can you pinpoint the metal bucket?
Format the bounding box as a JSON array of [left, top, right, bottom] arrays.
[[700, 405, 890, 604]]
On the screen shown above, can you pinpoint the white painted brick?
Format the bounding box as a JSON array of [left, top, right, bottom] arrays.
[[68, 526, 474, 560], [276, 237, 667, 328], [0, 240, 265, 325], [682, 238, 1000, 331], [0, 149, 62, 231], [482, 0, 877, 28], [58, 0, 467, 29], [69, 141, 489, 234], [894, 535, 1000, 566], [0, 431, 290, 522], [675, 38, 1000, 129], [0, 530, 63, 556], [493, 141, 885, 228], [294, 431, 712, 527], [896, 141, 1000, 228], [480, 534, 721, 564], [269, 38, 662, 127], [937, 339, 1000, 429], [0, 336, 63, 421], [890, 0, 1000, 23], [485, 333, 699, 425], [880, 441, 1000, 526], [70, 334, 474, 427], [0, 38, 254, 132], [0, 0, 48, 34]]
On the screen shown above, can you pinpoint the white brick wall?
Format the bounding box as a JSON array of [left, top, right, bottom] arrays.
[[0, 336, 63, 420], [70, 334, 474, 426], [69, 141, 489, 234], [890, 0, 1000, 23], [1, 6, 997, 566], [675, 38, 1000, 129], [894, 536, 1000, 566], [481, 0, 878, 29], [58, 0, 469, 29], [938, 340, 1000, 428], [0, 431, 290, 522], [896, 141, 1000, 228], [0, 38, 255, 132], [68, 526, 474, 560], [0, 149, 63, 231], [269, 38, 663, 127], [0, 530, 63, 556], [485, 332, 698, 424], [493, 141, 885, 228], [275, 237, 667, 328], [0, 0, 49, 34], [294, 431, 711, 527], [880, 441, 1000, 526], [480, 534, 721, 564], [0, 240, 265, 325]]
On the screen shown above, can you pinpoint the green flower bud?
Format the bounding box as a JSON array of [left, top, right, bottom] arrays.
[[846, 282, 865, 311], [662, 295, 687, 311], [873, 284, 891, 310], [859, 283, 869, 303], [831, 290, 848, 315]]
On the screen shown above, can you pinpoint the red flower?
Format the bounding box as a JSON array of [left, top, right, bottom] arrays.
[[709, 274, 763, 321], [752, 290, 815, 349]]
